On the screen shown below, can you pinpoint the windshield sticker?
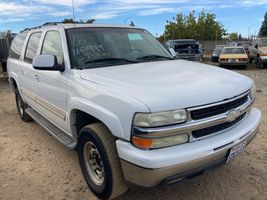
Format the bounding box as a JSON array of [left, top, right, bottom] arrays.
[[128, 33, 143, 41]]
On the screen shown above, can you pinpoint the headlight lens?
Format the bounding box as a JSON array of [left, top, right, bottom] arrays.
[[133, 109, 187, 128], [249, 85, 256, 100], [132, 133, 189, 149]]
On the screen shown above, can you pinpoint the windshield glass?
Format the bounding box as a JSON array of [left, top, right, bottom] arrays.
[[214, 46, 224, 53], [222, 48, 245, 54], [66, 27, 172, 69], [259, 39, 267, 47]]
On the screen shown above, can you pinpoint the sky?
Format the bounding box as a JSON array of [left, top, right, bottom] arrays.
[[0, 0, 266, 37]]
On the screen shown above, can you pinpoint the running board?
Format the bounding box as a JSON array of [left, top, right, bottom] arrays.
[[26, 108, 76, 148]]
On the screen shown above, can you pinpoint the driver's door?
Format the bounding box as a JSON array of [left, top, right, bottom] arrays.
[[34, 30, 69, 131]]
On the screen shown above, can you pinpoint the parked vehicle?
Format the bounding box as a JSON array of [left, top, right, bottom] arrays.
[[165, 39, 203, 62], [249, 37, 267, 68], [8, 23, 261, 200], [211, 45, 227, 62], [219, 47, 248, 68], [237, 41, 252, 54], [0, 31, 14, 75]]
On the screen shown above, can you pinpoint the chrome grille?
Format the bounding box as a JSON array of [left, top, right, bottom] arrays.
[[192, 113, 246, 138], [190, 94, 249, 120]]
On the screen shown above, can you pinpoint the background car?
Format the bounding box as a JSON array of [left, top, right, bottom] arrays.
[[237, 42, 252, 54], [219, 47, 248, 68], [165, 39, 203, 62], [211, 45, 227, 62]]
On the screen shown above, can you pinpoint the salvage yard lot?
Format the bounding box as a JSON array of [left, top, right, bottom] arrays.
[[0, 63, 266, 200]]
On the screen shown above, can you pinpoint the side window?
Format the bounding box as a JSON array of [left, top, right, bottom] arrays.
[[9, 32, 27, 59], [41, 31, 63, 65], [25, 32, 42, 63]]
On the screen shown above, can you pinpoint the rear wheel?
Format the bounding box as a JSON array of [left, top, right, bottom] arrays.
[[249, 56, 253, 64], [15, 89, 32, 122], [256, 59, 264, 69], [77, 123, 128, 200]]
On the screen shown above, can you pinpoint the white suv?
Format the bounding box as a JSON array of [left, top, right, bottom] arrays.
[[7, 23, 261, 200]]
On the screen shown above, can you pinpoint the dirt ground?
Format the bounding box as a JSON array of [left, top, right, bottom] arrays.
[[0, 63, 266, 200]]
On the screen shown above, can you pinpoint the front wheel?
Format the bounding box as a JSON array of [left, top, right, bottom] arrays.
[[15, 89, 32, 122], [77, 123, 128, 200]]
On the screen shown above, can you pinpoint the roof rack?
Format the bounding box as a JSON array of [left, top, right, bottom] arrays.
[[20, 21, 96, 33]]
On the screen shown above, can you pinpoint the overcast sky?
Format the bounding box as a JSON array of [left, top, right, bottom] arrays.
[[0, 0, 265, 37]]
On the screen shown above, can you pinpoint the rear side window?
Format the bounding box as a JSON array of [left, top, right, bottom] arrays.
[[41, 31, 64, 65], [25, 32, 42, 63], [9, 32, 27, 59]]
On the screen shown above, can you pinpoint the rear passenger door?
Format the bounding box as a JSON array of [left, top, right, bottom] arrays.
[[35, 30, 68, 131], [20, 32, 42, 108]]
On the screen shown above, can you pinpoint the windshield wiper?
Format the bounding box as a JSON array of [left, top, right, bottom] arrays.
[[85, 57, 138, 64], [136, 55, 173, 61]]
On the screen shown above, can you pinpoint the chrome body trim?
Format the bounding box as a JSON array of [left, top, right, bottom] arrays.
[[133, 93, 254, 140], [21, 87, 66, 120], [35, 96, 66, 120], [21, 87, 35, 101]]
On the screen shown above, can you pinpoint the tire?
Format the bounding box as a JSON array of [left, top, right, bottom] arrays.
[[15, 89, 32, 122], [256, 59, 264, 69], [77, 123, 128, 200], [249, 57, 253, 64]]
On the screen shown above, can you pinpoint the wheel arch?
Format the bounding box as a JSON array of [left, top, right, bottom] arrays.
[[69, 98, 126, 141]]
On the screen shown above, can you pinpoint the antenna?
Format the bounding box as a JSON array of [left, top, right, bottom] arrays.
[[72, 0, 76, 23]]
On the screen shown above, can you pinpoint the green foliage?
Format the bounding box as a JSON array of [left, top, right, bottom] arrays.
[[229, 32, 239, 40], [62, 18, 95, 24], [259, 12, 267, 37], [160, 10, 226, 41]]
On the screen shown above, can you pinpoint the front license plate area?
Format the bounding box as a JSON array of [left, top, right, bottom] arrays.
[[226, 140, 247, 163]]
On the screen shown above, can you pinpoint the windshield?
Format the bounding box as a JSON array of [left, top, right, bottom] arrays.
[[222, 48, 245, 54], [214, 46, 223, 53], [259, 39, 267, 47], [66, 27, 172, 69]]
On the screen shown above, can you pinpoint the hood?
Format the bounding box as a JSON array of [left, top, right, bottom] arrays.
[[80, 60, 253, 112]]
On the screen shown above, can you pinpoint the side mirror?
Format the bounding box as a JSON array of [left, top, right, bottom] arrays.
[[33, 55, 64, 72], [255, 44, 258, 49], [168, 48, 177, 58]]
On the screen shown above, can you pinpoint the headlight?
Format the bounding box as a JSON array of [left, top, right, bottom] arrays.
[[133, 109, 187, 128], [249, 85, 256, 100]]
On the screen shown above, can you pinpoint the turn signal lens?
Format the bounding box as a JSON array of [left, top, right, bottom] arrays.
[[132, 133, 189, 150]]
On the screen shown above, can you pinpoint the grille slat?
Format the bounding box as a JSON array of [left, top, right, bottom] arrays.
[[190, 95, 248, 120], [192, 113, 246, 138]]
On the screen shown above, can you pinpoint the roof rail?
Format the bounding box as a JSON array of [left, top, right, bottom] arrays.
[[42, 22, 62, 26]]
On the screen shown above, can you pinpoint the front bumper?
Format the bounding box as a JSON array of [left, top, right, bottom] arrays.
[[116, 108, 261, 188], [176, 55, 202, 62], [219, 61, 248, 66], [259, 56, 267, 63]]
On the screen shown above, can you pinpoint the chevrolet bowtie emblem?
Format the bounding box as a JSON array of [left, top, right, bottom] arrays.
[[226, 110, 241, 122]]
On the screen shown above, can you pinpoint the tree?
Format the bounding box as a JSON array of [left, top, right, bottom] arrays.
[[160, 10, 226, 41], [259, 12, 267, 37], [62, 18, 95, 24], [229, 32, 238, 41]]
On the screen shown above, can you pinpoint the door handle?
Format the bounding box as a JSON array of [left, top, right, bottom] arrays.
[[34, 74, 39, 82]]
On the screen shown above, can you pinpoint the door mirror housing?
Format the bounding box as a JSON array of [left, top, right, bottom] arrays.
[[168, 48, 177, 58], [33, 55, 64, 72]]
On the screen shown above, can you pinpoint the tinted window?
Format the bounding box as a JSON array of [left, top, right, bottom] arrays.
[[41, 31, 64, 65], [25, 32, 42, 63], [9, 32, 27, 59]]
